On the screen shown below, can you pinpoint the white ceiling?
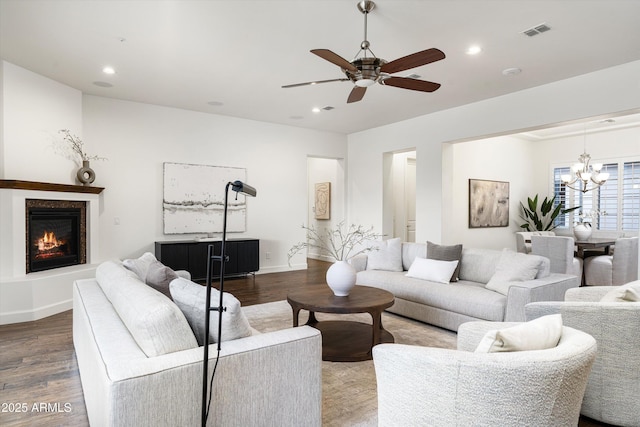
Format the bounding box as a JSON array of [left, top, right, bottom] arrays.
[[2, 0, 640, 135]]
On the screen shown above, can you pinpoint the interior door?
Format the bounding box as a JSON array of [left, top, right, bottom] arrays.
[[405, 158, 416, 242]]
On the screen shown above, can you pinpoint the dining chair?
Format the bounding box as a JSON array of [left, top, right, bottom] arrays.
[[531, 235, 582, 277], [583, 236, 638, 286], [515, 231, 555, 254]]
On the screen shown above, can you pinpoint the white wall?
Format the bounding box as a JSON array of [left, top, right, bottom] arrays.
[[0, 61, 347, 322], [82, 95, 348, 271], [1, 61, 83, 182], [348, 60, 640, 250], [446, 135, 536, 250], [0, 61, 92, 323], [304, 157, 345, 262]]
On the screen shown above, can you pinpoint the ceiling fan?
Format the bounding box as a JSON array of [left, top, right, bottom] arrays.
[[282, 0, 445, 103]]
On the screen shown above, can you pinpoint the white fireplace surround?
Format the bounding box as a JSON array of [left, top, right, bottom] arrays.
[[0, 183, 101, 324]]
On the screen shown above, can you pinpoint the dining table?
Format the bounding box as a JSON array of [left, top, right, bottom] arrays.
[[573, 237, 616, 259], [573, 237, 617, 286]]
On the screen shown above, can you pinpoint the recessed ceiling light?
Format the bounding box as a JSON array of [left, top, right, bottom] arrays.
[[502, 67, 522, 76], [93, 81, 113, 88], [102, 66, 116, 75], [466, 45, 482, 55], [312, 107, 321, 113]]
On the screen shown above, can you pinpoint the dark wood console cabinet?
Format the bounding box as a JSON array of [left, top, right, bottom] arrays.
[[155, 238, 259, 281]]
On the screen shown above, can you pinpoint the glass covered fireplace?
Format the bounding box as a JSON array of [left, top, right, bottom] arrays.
[[26, 199, 87, 273]]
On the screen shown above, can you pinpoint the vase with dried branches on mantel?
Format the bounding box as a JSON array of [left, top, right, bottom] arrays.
[[58, 129, 107, 186]]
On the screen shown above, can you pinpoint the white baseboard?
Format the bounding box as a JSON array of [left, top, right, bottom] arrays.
[[0, 299, 73, 325]]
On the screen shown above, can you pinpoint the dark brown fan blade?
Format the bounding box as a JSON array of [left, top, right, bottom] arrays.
[[347, 86, 367, 103], [380, 48, 445, 74], [311, 49, 358, 72], [382, 77, 441, 92], [282, 78, 349, 88]]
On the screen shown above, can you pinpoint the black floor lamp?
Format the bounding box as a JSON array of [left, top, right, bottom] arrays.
[[201, 180, 257, 427]]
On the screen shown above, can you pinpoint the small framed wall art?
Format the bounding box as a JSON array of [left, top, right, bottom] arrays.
[[468, 179, 510, 228], [314, 182, 331, 220]]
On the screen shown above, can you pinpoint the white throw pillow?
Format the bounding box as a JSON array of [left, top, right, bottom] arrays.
[[406, 257, 459, 284], [95, 260, 198, 357], [600, 280, 640, 302], [485, 249, 543, 296], [123, 252, 158, 280], [170, 277, 253, 345], [366, 238, 403, 272], [475, 314, 563, 353]]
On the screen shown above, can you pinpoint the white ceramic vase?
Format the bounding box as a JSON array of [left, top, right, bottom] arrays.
[[326, 260, 356, 297], [574, 223, 592, 241]]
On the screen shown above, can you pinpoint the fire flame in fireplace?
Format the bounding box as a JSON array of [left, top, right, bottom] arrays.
[[37, 231, 64, 252]]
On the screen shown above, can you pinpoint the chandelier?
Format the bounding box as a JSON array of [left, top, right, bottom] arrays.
[[560, 127, 609, 193]]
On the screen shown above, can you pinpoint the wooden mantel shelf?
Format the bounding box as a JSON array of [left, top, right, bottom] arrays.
[[0, 180, 104, 194]]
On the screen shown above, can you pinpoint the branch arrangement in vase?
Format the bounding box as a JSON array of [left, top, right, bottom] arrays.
[[288, 222, 383, 265], [58, 129, 107, 163]]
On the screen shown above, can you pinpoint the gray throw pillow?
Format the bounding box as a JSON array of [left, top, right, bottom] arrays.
[[145, 260, 179, 299], [123, 252, 158, 280], [427, 241, 463, 282], [170, 277, 253, 346]]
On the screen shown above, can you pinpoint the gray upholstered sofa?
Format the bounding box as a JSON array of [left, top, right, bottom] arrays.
[[73, 259, 322, 427], [352, 242, 580, 331]]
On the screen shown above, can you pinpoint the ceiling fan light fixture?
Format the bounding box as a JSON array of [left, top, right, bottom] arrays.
[[355, 78, 376, 87], [282, 1, 444, 103]]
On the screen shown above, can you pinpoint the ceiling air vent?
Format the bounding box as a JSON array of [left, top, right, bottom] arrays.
[[522, 23, 551, 37], [322, 106, 335, 111]]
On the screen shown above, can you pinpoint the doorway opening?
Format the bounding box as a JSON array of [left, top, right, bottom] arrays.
[[383, 150, 416, 242]]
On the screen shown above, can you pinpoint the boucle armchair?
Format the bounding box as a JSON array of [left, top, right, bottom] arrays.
[[373, 321, 596, 427], [526, 284, 640, 426]]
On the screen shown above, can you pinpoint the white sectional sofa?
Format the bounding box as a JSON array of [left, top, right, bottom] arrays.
[[352, 242, 580, 332], [73, 259, 322, 427]]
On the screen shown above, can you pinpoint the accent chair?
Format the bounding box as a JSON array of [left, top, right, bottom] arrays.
[[373, 321, 596, 426], [525, 284, 640, 426]]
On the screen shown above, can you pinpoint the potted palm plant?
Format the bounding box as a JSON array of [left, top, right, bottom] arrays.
[[519, 194, 580, 231]]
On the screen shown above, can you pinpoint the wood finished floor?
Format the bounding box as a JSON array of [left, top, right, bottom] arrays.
[[0, 259, 610, 426]]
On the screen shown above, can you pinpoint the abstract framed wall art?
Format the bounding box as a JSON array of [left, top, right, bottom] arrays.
[[163, 162, 248, 234], [468, 179, 510, 228], [314, 182, 331, 220]]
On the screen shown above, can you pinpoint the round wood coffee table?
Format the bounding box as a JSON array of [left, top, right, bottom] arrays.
[[287, 285, 395, 362]]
